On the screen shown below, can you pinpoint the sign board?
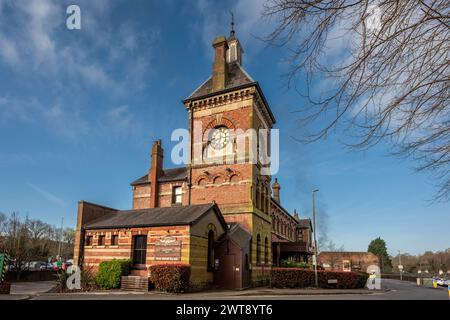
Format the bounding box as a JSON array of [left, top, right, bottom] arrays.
[[328, 279, 338, 284], [154, 236, 181, 261]]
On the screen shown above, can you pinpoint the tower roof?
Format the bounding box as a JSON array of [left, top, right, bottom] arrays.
[[185, 62, 254, 100]]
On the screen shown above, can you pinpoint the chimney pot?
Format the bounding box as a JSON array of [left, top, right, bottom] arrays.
[[212, 35, 228, 92], [272, 178, 281, 204], [149, 140, 164, 208]]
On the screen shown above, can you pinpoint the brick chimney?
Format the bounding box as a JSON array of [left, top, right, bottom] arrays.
[[149, 140, 164, 208], [272, 178, 281, 204], [212, 35, 228, 92], [293, 209, 299, 222]]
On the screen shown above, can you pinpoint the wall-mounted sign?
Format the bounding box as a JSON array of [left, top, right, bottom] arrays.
[[154, 236, 181, 261], [328, 279, 338, 284]]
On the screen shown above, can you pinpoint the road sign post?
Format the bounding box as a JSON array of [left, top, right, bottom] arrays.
[[0, 253, 5, 283]]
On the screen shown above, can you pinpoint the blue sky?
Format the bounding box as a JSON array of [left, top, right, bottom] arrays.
[[0, 0, 448, 255]]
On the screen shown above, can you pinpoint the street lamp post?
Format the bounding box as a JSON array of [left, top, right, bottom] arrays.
[[398, 250, 403, 281], [312, 189, 319, 288]]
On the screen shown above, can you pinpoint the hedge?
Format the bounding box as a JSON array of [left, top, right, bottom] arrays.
[[271, 268, 368, 289], [96, 259, 131, 289], [149, 264, 191, 293]]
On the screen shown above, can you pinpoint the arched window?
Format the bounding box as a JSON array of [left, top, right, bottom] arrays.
[[255, 180, 261, 209], [261, 185, 266, 213], [264, 237, 269, 264], [207, 230, 215, 271], [264, 183, 269, 213], [256, 234, 261, 265]]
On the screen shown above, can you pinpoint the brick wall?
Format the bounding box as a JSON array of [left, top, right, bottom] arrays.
[[73, 201, 118, 266]]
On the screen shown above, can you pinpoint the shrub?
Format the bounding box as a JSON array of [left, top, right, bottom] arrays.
[[96, 259, 131, 290], [317, 270, 362, 289], [356, 272, 369, 288], [56, 265, 99, 293], [149, 264, 190, 293], [271, 268, 315, 288], [280, 260, 311, 269], [271, 268, 367, 289]]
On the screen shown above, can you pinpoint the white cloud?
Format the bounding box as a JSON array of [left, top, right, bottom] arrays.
[[191, 0, 271, 61], [28, 183, 67, 207], [0, 34, 19, 65], [0, 0, 158, 142]]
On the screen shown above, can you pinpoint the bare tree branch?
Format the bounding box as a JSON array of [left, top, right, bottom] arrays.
[[263, 0, 450, 201]]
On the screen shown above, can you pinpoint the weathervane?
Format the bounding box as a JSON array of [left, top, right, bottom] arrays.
[[230, 11, 235, 37]]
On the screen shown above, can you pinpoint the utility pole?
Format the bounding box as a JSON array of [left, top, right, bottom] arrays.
[[398, 250, 403, 281], [57, 217, 64, 259], [312, 189, 319, 288]]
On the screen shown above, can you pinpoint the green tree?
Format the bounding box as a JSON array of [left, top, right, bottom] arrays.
[[368, 237, 392, 272]]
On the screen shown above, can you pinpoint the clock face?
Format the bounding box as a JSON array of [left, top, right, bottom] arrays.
[[210, 127, 230, 150]]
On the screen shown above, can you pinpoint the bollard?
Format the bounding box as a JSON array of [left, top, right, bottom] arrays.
[[433, 280, 437, 288], [416, 277, 421, 286]]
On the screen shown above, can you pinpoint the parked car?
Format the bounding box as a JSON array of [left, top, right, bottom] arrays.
[[25, 261, 46, 271], [39, 263, 54, 271]]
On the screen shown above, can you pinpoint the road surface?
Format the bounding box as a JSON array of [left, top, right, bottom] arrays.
[[15, 279, 448, 300]]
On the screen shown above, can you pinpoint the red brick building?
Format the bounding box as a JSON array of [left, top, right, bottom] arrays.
[[74, 29, 312, 289], [319, 252, 379, 272]]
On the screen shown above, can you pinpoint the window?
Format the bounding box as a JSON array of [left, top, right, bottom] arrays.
[[256, 234, 261, 265], [207, 230, 215, 271], [264, 237, 269, 265], [85, 235, 92, 246], [172, 186, 182, 204], [98, 235, 105, 246], [132, 235, 147, 266], [255, 182, 260, 209], [111, 234, 118, 246]]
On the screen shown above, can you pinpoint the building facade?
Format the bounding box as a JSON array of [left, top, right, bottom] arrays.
[[319, 252, 379, 272], [73, 29, 312, 289]]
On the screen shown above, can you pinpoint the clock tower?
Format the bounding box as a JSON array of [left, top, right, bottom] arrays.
[[183, 29, 276, 282]]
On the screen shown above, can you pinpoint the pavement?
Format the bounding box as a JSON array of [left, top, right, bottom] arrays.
[[0, 279, 448, 300]]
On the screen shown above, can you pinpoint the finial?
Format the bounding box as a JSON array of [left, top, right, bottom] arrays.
[[229, 11, 235, 38]]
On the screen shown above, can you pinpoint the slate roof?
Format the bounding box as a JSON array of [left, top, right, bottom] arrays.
[[185, 62, 255, 100], [83, 203, 224, 230], [130, 167, 187, 186], [226, 223, 252, 248]]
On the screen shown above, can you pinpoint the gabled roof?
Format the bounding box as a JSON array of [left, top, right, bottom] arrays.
[[224, 223, 252, 249], [185, 62, 254, 100], [299, 218, 313, 231], [83, 203, 227, 230], [130, 167, 187, 186], [270, 197, 299, 225]]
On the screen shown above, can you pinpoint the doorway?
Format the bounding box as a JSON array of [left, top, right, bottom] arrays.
[[215, 254, 239, 290], [132, 235, 147, 268]]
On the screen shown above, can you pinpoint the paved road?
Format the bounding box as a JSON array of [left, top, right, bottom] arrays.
[[1, 279, 448, 300], [17, 279, 447, 300], [10, 281, 56, 296]]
